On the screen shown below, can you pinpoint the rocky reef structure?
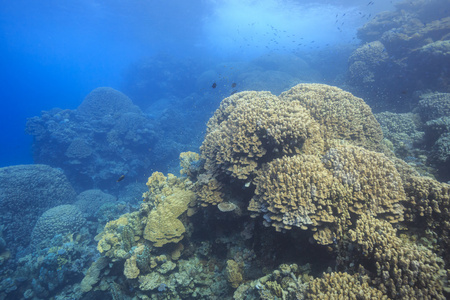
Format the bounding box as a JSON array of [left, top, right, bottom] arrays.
[[78, 83, 449, 299], [347, 0, 450, 111], [0, 164, 76, 250], [25, 87, 158, 192], [374, 91, 450, 181]]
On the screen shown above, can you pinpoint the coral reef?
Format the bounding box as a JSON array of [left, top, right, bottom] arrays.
[[339, 214, 446, 299], [248, 144, 405, 244], [347, 0, 450, 111], [25, 87, 157, 191], [200, 90, 323, 182], [375, 112, 424, 158], [7, 80, 450, 299], [279, 83, 384, 152], [73, 189, 117, 219], [1, 230, 96, 299], [31, 205, 86, 249], [0, 164, 76, 248], [306, 272, 386, 299], [403, 175, 450, 263], [416, 92, 450, 180]]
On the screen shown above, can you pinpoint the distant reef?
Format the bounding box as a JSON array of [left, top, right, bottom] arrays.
[[26, 87, 158, 192], [347, 0, 450, 112]]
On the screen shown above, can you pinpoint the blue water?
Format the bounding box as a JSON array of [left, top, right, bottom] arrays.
[[0, 0, 394, 167]]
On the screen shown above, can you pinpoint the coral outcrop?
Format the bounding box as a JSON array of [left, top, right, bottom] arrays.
[[248, 144, 405, 244], [31, 205, 86, 249], [25, 87, 157, 191], [279, 83, 384, 152], [0, 164, 76, 248], [347, 0, 450, 111], [339, 214, 446, 299], [200, 90, 323, 182]]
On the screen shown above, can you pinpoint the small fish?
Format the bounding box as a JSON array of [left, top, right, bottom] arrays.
[[231, 90, 238, 95], [212, 82, 217, 88], [231, 83, 237, 88], [117, 175, 125, 182]]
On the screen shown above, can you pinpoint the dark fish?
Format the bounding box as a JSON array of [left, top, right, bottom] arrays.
[[117, 175, 125, 182], [212, 82, 217, 88], [231, 90, 238, 95], [231, 83, 237, 88]]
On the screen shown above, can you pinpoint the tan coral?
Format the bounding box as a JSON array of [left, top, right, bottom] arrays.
[[322, 144, 405, 222], [248, 154, 348, 243], [346, 214, 446, 299], [143, 187, 195, 247], [96, 213, 143, 259], [124, 255, 140, 279], [403, 175, 450, 262], [196, 177, 224, 206], [179, 151, 200, 177], [249, 144, 405, 244], [200, 90, 323, 181], [226, 259, 244, 288], [306, 272, 387, 299], [279, 83, 384, 152]]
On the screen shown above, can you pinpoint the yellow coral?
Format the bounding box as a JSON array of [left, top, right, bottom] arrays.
[[179, 151, 200, 177], [347, 214, 446, 299], [249, 144, 405, 244], [226, 259, 244, 288], [248, 154, 348, 241], [124, 255, 140, 279], [95, 213, 143, 259], [200, 90, 323, 181], [306, 272, 387, 299], [143, 187, 195, 247], [322, 144, 405, 222], [279, 83, 384, 152]]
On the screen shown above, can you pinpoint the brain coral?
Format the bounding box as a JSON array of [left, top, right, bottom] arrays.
[[0, 164, 76, 247], [248, 144, 405, 244], [76, 87, 141, 119], [31, 205, 86, 248], [73, 189, 116, 218], [279, 83, 384, 152], [200, 90, 323, 181]]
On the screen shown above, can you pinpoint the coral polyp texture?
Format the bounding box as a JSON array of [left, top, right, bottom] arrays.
[[341, 214, 446, 299], [248, 144, 405, 244], [200, 90, 324, 181], [279, 83, 384, 152]]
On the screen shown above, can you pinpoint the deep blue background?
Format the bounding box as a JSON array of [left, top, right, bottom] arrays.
[[0, 0, 397, 167]]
